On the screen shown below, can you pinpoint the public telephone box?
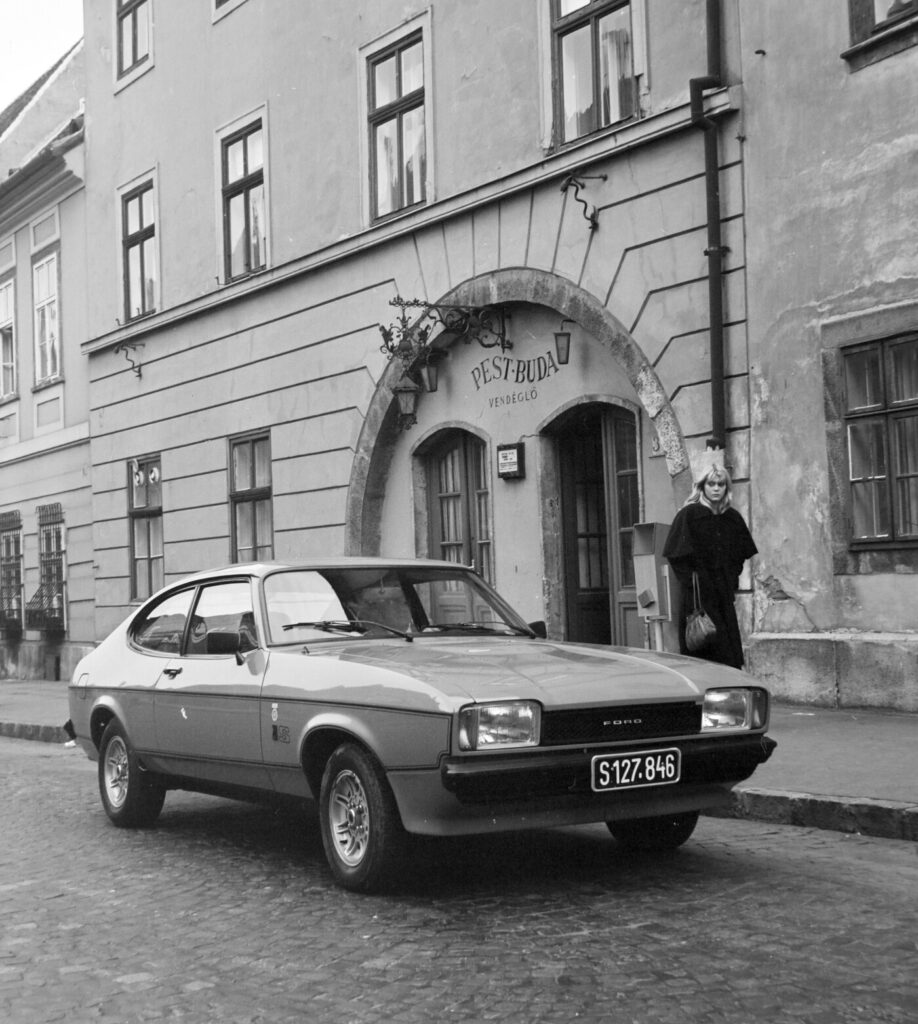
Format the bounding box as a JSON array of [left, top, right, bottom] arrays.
[[632, 522, 681, 652]]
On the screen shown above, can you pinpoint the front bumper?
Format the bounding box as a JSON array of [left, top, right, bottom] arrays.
[[387, 733, 776, 837]]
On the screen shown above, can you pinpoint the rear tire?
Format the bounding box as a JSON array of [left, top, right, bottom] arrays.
[[318, 742, 406, 892], [606, 810, 699, 851], [98, 719, 166, 828]]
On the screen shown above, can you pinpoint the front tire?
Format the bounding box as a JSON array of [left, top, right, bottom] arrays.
[[607, 810, 699, 851], [98, 719, 166, 828], [318, 743, 406, 892]]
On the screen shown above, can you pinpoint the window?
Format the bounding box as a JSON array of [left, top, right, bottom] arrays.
[[846, 0, 918, 66], [850, 0, 918, 40], [33, 252, 60, 384], [368, 32, 426, 220], [130, 456, 163, 600], [553, 0, 636, 144], [0, 511, 23, 631], [117, 0, 151, 77], [186, 580, 258, 656], [0, 279, 15, 398], [427, 431, 492, 582], [26, 503, 66, 633], [230, 434, 273, 561], [133, 588, 194, 654], [844, 335, 918, 543], [213, 0, 249, 20], [122, 181, 157, 321], [221, 121, 267, 281]]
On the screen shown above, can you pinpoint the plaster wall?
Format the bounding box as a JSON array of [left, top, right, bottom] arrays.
[[740, 0, 918, 707], [0, 67, 93, 678]]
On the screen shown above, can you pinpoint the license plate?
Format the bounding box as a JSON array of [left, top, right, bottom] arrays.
[[591, 748, 681, 792]]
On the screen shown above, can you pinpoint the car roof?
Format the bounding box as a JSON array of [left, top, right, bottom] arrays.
[[163, 557, 472, 588]]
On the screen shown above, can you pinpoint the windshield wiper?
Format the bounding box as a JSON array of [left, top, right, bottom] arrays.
[[282, 619, 413, 642], [424, 621, 533, 637]]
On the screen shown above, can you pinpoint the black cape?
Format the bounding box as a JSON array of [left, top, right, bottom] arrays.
[[662, 503, 757, 668]]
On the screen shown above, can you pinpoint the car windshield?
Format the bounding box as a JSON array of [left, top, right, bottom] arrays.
[[262, 566, 533, 644]]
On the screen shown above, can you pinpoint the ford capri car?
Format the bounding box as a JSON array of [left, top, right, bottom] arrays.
[[70, 559, 776, 891]]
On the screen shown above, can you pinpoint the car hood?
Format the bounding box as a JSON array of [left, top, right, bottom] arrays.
[[266, 637, 747, 712]]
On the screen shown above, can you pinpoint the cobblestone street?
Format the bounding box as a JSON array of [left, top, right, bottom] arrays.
[[2, 737, 916, 1024]]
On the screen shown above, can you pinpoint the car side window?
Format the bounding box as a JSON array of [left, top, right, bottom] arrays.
[[132, 589, 195, 654], [186, 580, 258, 656]]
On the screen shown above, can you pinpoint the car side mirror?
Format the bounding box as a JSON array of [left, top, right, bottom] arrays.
[[206, 630, 246, 664], [528, 620, 547, 639]]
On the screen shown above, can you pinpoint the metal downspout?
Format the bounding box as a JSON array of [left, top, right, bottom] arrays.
[[690, 0, 726, 452]]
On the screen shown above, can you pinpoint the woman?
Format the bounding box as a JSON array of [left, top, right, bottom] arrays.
[[663, 465, 757, 668]]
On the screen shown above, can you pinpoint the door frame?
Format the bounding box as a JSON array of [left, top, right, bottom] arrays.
[[539, 396, 643, 643]]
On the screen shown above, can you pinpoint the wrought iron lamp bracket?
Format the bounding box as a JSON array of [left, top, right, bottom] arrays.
[[114, 340, 144, 379], [560, 173, 608, 231]]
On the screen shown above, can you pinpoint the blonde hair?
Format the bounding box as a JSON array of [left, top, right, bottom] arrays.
[[684, 465, 733, 508]]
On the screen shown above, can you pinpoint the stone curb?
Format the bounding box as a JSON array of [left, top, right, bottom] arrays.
[[0, 722, 68, 744], [705, 786, 918, 842]]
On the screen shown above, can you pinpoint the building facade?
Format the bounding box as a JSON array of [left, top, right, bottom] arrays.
[[0, 42, 94, 681], [6, 0, 915, 709]]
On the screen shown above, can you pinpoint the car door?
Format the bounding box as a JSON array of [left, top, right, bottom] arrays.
[[126, 586, 197, 756], [153, 577, 270, 790]]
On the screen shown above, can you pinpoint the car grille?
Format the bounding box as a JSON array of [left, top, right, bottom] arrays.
[[540, 701, 701, 746]]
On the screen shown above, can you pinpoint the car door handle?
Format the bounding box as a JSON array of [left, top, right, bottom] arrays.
[[162, 667, 183, 678]]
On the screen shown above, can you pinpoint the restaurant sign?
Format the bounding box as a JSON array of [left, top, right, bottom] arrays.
[[470, 351, 562, 408]]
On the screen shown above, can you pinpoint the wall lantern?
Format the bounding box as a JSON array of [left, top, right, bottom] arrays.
[[380, 295, 512, 429], [392, 375, 421, 430], [554, 319, 575, 365]]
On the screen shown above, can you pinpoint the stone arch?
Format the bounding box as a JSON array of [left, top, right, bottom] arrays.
[[345, 267, 690, 554]]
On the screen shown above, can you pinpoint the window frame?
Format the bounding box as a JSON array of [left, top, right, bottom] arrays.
[[0, 511, 23, 631], [32, 250, 61, 387], [0, 277, 16, 400], [129, 454, 164, 602], [359, 13, 433, 226], [116, 0, 152, 81], [367, 29, 427, 222], [26, 503, 66, 634], [229, 433, 274, 563], [185, 579, 259, 657], [425, 430, 493, 583], [842, 333, 918, 547], [213, 0, 249, 20], [551, 0, 638, 147], [844, 0, 918, 68], [120, 177, 158, 322], [219, 117, 268, 283]]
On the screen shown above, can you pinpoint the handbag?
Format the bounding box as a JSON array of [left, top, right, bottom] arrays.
[[685, 572, 717, 652]]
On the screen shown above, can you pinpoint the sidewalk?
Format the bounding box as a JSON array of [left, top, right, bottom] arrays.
[[2, 678, 916, 841]]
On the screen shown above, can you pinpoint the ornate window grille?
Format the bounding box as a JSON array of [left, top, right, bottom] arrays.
[[26, 503, 66, 634]]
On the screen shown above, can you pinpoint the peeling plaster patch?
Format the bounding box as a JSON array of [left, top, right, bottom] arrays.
[[820, 133, 918, 191], [635, 365, 666, 417], [757, 574, 818, 634], [651, 407, 688, 476]]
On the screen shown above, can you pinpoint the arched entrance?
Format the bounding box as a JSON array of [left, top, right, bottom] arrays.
[[346, 268, 691, 559]]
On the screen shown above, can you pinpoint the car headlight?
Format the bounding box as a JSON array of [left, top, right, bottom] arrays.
[[702, 688, 768, 731], [458, 701, 541, 751]]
